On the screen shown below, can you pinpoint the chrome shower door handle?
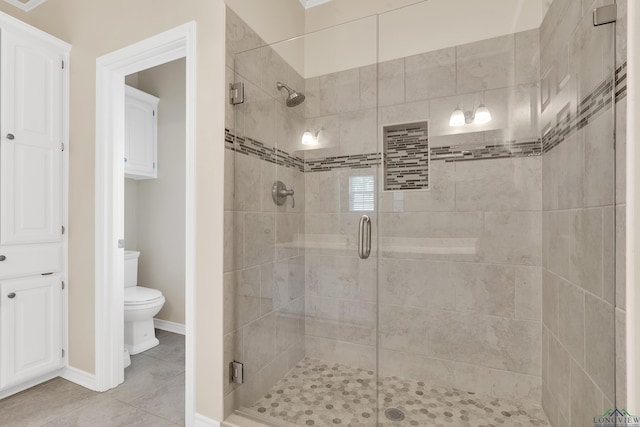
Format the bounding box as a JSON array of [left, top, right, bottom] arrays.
[[358, 215, 371, 259], [364, 215, 371, 258]]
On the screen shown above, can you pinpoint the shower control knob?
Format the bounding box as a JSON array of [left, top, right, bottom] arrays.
[[6, 133, 14, 140], [7, 293, 15, 299], [0, 255, 6, 261]]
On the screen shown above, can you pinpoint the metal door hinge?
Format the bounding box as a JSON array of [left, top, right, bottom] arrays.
[[62, 281, 65, 290], [61, 143, 64, 152], [594, 4, 616, 26], [61, 60, 64, 69], [62, 349, 65, 358], [231, 361, 244, 384], [153, 162, 156, 169], [118, 239, 125, 249], [61, 225, 65, 235], [230, 82, 245, 106], [153, 110, 155, 117]]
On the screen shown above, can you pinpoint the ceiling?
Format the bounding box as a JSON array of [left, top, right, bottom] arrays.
[[298, 0, 332, 9]]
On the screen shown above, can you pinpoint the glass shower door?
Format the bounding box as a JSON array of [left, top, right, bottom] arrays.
[[374, 1, 620, 426], [224, 11, 381, 426], [224, 1, 622, 425]]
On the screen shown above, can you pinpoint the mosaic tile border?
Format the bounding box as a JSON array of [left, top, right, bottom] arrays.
[[226, 131, 542, 174], [616, 61, 627, 102], [383, 122, 429, 191], [226, 61, 627, 170], [304, 153, 381, 172], [225, 129, 305, 172], [542, 61, 627, 153], [431, 138, 542, 162]]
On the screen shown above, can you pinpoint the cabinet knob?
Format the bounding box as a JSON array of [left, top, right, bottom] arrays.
[[124, 157, 128, 163], [7, 292, 15, 299], [6, 133, 14, 140], [0, 255, 5, 261]]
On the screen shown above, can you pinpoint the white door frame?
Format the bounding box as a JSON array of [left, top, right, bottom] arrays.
[[628, 1, 640, 412], [94, 22, 197, 424]]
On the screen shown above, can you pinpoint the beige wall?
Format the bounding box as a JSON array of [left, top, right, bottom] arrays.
[[124, 179, 138, 250], [224, 0, 306, 75], [225, 0, 305, 44], [228, 0, 547, 78], [304, 0, 545, 77], [305, 0, 549, 33], [304, 0, 422, 33], [0, 0, 225, 421], [125, 59, 187, 325]]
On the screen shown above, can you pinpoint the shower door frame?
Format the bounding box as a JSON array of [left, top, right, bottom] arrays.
[[627, 0, 640, 410]]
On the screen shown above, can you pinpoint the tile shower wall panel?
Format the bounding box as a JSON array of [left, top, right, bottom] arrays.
[[539, 0, 624, 425], [223, 8, 306, 418], [304, 29, 544, 403], [304, 29, 543, 171]]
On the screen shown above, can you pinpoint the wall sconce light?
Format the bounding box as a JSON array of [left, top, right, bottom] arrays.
[[449, 104, 492, 127], [301, 129, 320, 146]]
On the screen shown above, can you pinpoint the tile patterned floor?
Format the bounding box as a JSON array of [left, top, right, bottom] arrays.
[[0, 330, 185, 427], [241, 358, 550, 427]]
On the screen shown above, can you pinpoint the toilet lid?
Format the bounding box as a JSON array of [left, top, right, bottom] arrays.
[[124, 286, 163, 305]]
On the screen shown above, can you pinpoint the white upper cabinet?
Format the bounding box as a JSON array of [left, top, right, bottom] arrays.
[[0, 27, 63, 245], [125, 85, 158, 180], [0, 274, 62, 389]]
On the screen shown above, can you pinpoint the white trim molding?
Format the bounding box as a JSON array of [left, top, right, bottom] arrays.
[[61, 367, 98, 391], [95, 21, 197, 425], [3, 0, 48, 12], [628, 0, 640, 413], [195, 413, 221, 427], [154, 319, 185, 335], [298, 0, 332, 9], [0, 369, 62, 400]]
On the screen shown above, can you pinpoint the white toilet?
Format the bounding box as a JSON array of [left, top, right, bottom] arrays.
[[124, 250, 165, 357]]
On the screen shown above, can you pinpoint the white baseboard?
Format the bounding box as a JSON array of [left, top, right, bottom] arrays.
[[154, 318, 185, 335], [0, 369, 63, 400], [61, 366, 98, 391], [194, 413, 221, 427]]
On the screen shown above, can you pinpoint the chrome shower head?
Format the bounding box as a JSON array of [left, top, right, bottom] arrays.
[[277, 82, 306, 107]]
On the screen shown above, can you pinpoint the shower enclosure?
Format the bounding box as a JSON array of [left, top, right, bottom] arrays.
[[224, 1, 625, 425]]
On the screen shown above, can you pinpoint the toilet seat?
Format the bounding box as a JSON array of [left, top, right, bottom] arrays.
[[124, 286, 164, 306]]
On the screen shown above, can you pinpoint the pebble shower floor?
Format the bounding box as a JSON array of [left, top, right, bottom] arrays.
[[243, 358, 550, 427]]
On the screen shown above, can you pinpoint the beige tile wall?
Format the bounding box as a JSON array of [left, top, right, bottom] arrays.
[[303, 30, 544, 403], [223, 8, 306, 417], [540, 0, 625, 425]]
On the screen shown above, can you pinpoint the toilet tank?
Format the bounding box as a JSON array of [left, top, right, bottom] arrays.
[[124, 250, 140, 287]]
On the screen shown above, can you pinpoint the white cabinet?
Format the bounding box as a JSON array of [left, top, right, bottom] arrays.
[[0, 26, 63, 245], [0, 274, 63, 389], [125, 85, 158, 180], [0, 15, 69, 395]]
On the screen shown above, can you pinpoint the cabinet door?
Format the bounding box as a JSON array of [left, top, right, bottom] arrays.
[[125, 86, 158, 179], [0, 29, 63, 245], [0, 274, 62, 389]]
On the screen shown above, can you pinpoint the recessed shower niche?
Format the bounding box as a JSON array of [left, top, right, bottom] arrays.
[[382, 121, 430, 191]]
